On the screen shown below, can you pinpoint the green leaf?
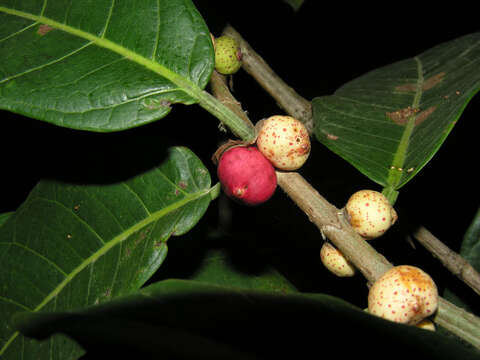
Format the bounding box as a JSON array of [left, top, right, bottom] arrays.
[[444, 206, 480, 313], [459, 206, 480, 262], [0, 146, 216, 359], [13, 279, 480, 359], [0, 212, 13, 227], [0, 0, 213, 132], [189, 248, 298, 293], [283, 0, 304, 11], [313, 32, 480, 193]]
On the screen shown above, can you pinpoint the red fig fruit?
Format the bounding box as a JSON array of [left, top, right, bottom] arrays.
[[217, 146, 277, 206]]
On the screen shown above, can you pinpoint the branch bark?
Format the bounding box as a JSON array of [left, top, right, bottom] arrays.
[[277, 171, 480, 350], [223, 26, 313, 133], [413, 226, 480, 296], [209, 70, 253, 129], [214, 25, 480, 350], [275, 172, 392, 284]]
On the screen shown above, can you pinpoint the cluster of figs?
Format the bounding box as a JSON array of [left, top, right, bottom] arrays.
[[213, 35, 439, 331]]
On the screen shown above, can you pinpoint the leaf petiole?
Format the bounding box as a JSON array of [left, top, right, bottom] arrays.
[[0, 6, 256, 141]]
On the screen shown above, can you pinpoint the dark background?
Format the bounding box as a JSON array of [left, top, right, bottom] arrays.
[[1, 1, 479, 310]]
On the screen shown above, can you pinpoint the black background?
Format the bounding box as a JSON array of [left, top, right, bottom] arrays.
[[1, 0, 479, 312]]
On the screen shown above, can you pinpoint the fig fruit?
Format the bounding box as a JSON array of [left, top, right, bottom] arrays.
[[217, 146, 277, 205]]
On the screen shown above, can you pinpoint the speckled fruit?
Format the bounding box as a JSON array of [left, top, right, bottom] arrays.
[[368, 265, 438, 325], [217, 146, 277, 206], [320, 242, 356, 277], [256, 115, 310, 171], [364, 308, 436, 331], [345, 190, 397, 239], [214, 36, 242, 75], [416, 318, 436, 331]]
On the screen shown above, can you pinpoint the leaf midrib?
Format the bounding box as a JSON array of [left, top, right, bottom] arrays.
[[0, 4, 257, 140], [0, 6, 198, 96], [0, 184, 216, 355], [385, 56, 424, 192]]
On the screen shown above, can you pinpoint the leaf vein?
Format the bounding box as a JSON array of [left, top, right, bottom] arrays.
[[321, 120, 399, 144], [6, 241, 69, 277], [32, 195, 106, 246], [101, 0, 115, 38], [0, 295, 33, 311], [0, 42, 94, 85], [121, 182, 152, 216], [151, 0, 161, 60]]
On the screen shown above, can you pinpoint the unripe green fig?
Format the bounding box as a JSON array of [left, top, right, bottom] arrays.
[[214, 36, 242, 75]]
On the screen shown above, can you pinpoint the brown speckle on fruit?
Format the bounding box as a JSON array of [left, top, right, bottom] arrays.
[[320, 242, 356, 277], [214, 36, 242, 75], [256, 115, 310, 171], [368, 265, 438, 325], [345, 190, 397, 239]]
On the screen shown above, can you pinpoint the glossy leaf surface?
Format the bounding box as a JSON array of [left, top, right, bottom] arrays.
[[0, 146, 216, 359], [0, 0, 213, 131], [313, 32, 480, 191], [13, 279, 480, 359]]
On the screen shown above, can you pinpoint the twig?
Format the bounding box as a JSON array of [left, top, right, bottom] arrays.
[[209, 70, 253, 130], [436, 297, 480, 350], [214, 25, 480, 349], [223, 26, 313, 133], [275, 172, 392, 284], [277, 171, 480, 350], [227, 21, 480, 301], [413, 226, 480, 296]]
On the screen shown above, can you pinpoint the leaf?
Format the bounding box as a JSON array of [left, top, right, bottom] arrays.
[[0, 212, 13, 227], [312, 32, 480, 192], [0, 0, 213, 132], [189, 248, 298, 293], [0, 146, 217, 359], [283, 0, 305, 12], [459, 206, 480, 262], [444, 206, 480, 313], [13, 279, 480, 359]]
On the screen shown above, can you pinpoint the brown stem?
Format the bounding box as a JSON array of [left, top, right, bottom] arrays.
[[209, 70, 254, 131], [276, 171, 392, 284], [210, 28, 480, 349], [413, 226, 480, 296], [435, 298, 480, 350], [277, 171, 480, 348], [223, 25, 313, 133]]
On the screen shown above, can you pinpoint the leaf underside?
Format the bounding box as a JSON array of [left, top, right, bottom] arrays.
[[444, 207, 480, 313], [189, 248, 298, 293], [13, 279, 480, 360], [0, 146, 214, 359], [313, 32, 480, 190], [0, 0, 213, 131]]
